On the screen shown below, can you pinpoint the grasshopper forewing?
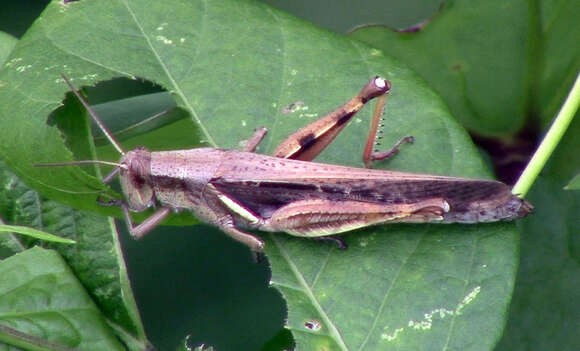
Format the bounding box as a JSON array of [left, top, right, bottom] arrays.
[[38, 75, 533, 252]]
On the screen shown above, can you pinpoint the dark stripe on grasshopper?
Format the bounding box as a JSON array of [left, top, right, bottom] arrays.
[[336, 110, 356, 125], [291, 110, 358, 160], [298, 133, 317, 148], [211, 177, 518, 220]]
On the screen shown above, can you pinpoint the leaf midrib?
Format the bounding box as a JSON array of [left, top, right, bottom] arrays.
[[270, 234, 349, 351], [120, 0, 215, 147]]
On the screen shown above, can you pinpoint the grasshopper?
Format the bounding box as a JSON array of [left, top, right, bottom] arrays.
[[40, 75, 533, 252]]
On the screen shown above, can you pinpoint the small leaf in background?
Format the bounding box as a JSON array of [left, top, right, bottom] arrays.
[[534, 0, 580, 127], [0, 31, 17, 66], [0, 247, 124, 351], [0, 224, 76, 244], [564, 173, 580, 190]]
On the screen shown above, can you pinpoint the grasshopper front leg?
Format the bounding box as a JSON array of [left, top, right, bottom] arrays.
[[273, 76, 413, 167], [242, 76, 412, 166], [99, 163, 174, 239], [361, 92, 414, 168], [121, 205, 171, 239]]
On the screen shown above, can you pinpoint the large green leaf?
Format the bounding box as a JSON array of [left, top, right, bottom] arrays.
[[0, 247, 124, 351], [0, 0, 523, 349]]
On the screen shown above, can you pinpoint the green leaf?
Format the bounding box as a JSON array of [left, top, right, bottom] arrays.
[[0, 31, 17, 67], [266, 222, 518, 350], [0, 224, 76, 244], [0, 156, 148, 349], [535, 0, 580, 127], [0, 247, 124, 351], [0, 0, 522, 350], [349, 0, 531, 136], [90, 92, 186, 146], [564, 173, 580, 190]]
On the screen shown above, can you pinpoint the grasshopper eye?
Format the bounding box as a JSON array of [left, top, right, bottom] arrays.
[[374, 76, 386, 88], [360, 76, 392, 102], [374, 76, 391, 92]]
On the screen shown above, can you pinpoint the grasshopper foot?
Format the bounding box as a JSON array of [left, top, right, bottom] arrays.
[[372, 135, 414, 161], [252, 251, 266, 264], [97, 196, 123, 207], [312, 236, 348, 250], [364, 135, 414, 168]]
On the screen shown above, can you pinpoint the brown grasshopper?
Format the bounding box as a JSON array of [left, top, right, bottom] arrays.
[[40, 75, 533, 252]]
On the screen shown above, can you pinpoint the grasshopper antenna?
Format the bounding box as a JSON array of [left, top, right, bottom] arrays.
[[60, 73, 126, 155], [34, 160, 126, 168], [34, 160, 127, 184]]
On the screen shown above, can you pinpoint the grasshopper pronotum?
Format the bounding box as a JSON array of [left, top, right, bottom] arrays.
[[39, 75, 533, 252]]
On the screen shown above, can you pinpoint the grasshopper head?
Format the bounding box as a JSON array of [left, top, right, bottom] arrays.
[[119, 147, 154, 212]]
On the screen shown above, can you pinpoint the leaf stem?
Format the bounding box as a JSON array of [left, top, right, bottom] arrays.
[[0, 323, 78, 351], [0, 225, 76, 244], [512, 71, 580, 197]]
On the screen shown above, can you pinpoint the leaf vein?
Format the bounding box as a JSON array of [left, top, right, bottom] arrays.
[[270, 234, 349, 351], [120, 0, 215, 146], [442, 233, 479, 350], [357, 232, 424, 350]]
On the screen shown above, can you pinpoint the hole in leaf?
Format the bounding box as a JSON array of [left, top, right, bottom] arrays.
[[48, 76, 201, 165], [304, 319, 322, 331], [282, 101, 305, 114]]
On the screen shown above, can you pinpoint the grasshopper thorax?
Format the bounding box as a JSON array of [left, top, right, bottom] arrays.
[[119, 147, 154, 212]]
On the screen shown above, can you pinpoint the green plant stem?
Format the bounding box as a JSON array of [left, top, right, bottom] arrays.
[[512, 71, 580, 197]]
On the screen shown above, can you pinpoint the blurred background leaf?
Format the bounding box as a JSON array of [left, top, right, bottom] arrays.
[[0, 156, 149, 350], [0, 247, 126, 351]]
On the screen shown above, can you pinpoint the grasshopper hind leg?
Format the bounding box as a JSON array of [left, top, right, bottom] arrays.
[[262, 198, 450, 238]]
